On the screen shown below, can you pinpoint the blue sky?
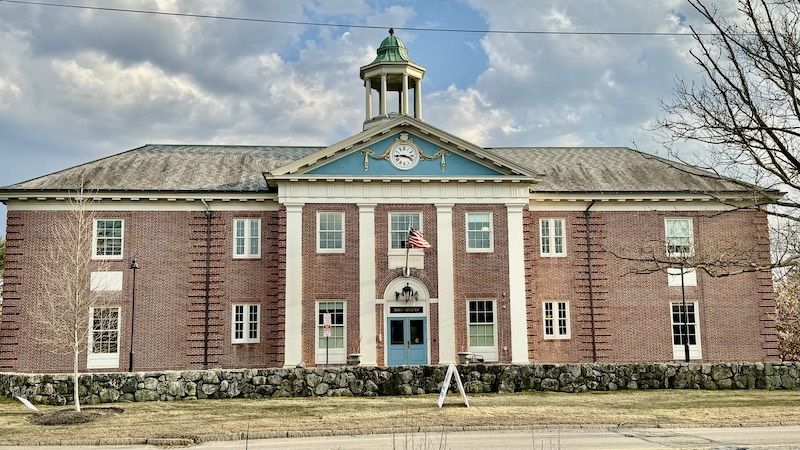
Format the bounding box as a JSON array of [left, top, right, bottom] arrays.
[[0, 0, 736, 236]]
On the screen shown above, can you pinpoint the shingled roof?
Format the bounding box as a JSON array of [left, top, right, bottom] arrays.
[[1, 144, 756, 195]]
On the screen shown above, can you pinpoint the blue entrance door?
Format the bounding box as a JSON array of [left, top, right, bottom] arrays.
[[387, 317, 427, 366]]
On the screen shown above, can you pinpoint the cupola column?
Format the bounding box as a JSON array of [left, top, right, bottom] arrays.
[[415, 78, 422, 120], [401, 73, 409, 115], [380, 74, 388, 117], [364, 79, 372, 121]]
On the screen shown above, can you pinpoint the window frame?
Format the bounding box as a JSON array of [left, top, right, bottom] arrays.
[[542, 301, 571, 340], [316, 301, 347, 364], [389, 212, 423, 252], [467, 299, 498, 361], [317, 211, 345, 253], [87, 306, 121, 369], [92, 219, 124, 260], [665, 217, 694, 257], [670, 301, 702, 360], [466, 212, 493, 253], [231, 303, 260, 344], [233, 218, 261, 259], [539, 218, 566, 257]]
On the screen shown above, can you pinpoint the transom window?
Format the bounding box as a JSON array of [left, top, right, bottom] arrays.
[[466, 212, 493, 252], [540, 218, 565, 257], [317, 211, 344, 252], [468, 299, 498, 361], [671, 301, 702, 359], [317, 301, 346, 364], [543, 301, 570, 339], [87, 306, 120, 369], [390, 212, 421, 249], [93, 219, 124, 259], [665, 218, 693, 256], [232, 303, 260, 344], [233, 218, 261, 258]]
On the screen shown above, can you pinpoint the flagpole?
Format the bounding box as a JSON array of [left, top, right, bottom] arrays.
[[404, 220, 411, 277]]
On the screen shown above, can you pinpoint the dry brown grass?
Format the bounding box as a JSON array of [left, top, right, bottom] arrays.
[[1, 390, 799, 445]]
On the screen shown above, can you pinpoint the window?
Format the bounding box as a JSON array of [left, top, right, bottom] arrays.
[[232, 303, 260, 344], [233, 218, 261, 258], [671, 302, 702, 359], [390, 212, 421, 249], [316, 301, 346, 364], [543, 301, 570, 339], [540, 218, 565, 257], [93, 219, 124, 259], [466, 212, 493, 252], [87, 306, 120, 369], [665, 218, 693, 256], [468, 299, 497, 361], [317, 211, 344, 252]]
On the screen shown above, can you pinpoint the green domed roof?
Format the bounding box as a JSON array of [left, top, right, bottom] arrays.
[[370, 28, 413, 64]]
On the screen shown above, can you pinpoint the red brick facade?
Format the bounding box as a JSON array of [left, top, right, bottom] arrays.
[[0, 203, 779, 373]]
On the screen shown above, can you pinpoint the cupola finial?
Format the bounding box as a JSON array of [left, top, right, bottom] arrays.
[[389, 28, 394, 36]]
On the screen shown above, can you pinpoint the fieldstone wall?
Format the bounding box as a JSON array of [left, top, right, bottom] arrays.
[[1, 362, 799, 406]]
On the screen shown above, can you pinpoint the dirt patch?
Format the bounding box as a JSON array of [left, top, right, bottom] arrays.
[[28, 407, 124, 426]]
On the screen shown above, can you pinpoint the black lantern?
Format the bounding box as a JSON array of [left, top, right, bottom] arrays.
[[395, 282, 418, 303]]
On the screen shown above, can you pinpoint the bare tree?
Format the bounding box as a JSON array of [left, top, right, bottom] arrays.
[[29, 187, 109, 412], [655, 0, 800, 270], [776, 268, 800, 360]]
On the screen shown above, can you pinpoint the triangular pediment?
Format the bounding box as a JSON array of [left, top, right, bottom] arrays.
[[268, 116, 542, 183]]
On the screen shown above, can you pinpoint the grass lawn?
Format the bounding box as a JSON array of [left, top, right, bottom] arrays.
[[1, 390, 799, 445]]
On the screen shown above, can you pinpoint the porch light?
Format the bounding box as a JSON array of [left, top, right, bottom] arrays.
[[395, 282, 418, 303]]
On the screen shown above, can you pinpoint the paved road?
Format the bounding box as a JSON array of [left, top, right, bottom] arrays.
[[6, 426, 800, 450]]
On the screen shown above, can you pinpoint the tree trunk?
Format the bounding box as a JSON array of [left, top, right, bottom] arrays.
[[73, 331, 81, 413]]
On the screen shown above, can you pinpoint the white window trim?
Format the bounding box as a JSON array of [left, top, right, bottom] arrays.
[[317, 211, 345, 253], [92, 219, 124, 260], [542, 301, 571, 340], [539, 218, 566, 257], [388, 211, 424, 255], [665, 217, 694, 257], [233, 218, 261, 259], [87, 306, 121, 369], [466, 212, 494, 253], [231, 303, 260, 344], [466, 299, 498, 361], [315, 301, 347, 364], [670, 301, 702, 360]]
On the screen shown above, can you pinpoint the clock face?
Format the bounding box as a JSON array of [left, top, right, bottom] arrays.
[[389, 142, 420, 170]]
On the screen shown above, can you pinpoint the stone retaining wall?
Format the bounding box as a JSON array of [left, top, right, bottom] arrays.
[[2, 362, 799, 406]]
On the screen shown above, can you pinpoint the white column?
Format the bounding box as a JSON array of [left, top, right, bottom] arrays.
[[415, 78, 422, 120], [436, 203, 456, 364], [380, 73, 388, 117], [283, 203, 304, 367], [365, 79, 372, 121], [507, 204, 529, 364], [358, 204, 377, 366], [401, 74, 409, 115]]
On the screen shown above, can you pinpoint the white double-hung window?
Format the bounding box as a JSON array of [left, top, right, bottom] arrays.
[[93, 219, 124, 259], [317, 211, 344, 252], [543, 301, 570, 339], [671, 301, 702, 359], [540, 218, 565, 257], [665, 218, 693, 257], [316, 301, 346, 364], [467, 299, 498, 361], [233, 218, 261, 258], [232, 303, 260, 344], [390, 212, 421, 249], [466, 212, 493, 252], [87, 306, 121, 369]]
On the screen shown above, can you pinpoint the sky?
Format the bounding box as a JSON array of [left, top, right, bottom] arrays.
[[0, 0, 740, 236]]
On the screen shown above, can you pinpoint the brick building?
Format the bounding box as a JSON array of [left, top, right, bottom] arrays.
[[0, 31, 780, 373]]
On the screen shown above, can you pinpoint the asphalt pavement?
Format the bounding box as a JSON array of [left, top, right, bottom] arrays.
[[4, 425, 800, 450]]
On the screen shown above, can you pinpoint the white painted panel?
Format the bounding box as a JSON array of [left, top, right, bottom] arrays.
[[90, 271, 123, 291], [667, 268, 697, 287]]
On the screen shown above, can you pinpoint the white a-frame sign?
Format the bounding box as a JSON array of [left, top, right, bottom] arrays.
[[437, 364, 469, 408]]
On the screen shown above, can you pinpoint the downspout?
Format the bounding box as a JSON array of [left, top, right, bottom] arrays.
[[201, 200, 213, 370], [583, 201, 597, 363]]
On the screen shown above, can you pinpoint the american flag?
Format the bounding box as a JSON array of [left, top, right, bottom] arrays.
[[407, 227, 432, 248]]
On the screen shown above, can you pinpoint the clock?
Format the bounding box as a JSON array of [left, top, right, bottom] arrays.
[[389, 141, 420, 170]]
